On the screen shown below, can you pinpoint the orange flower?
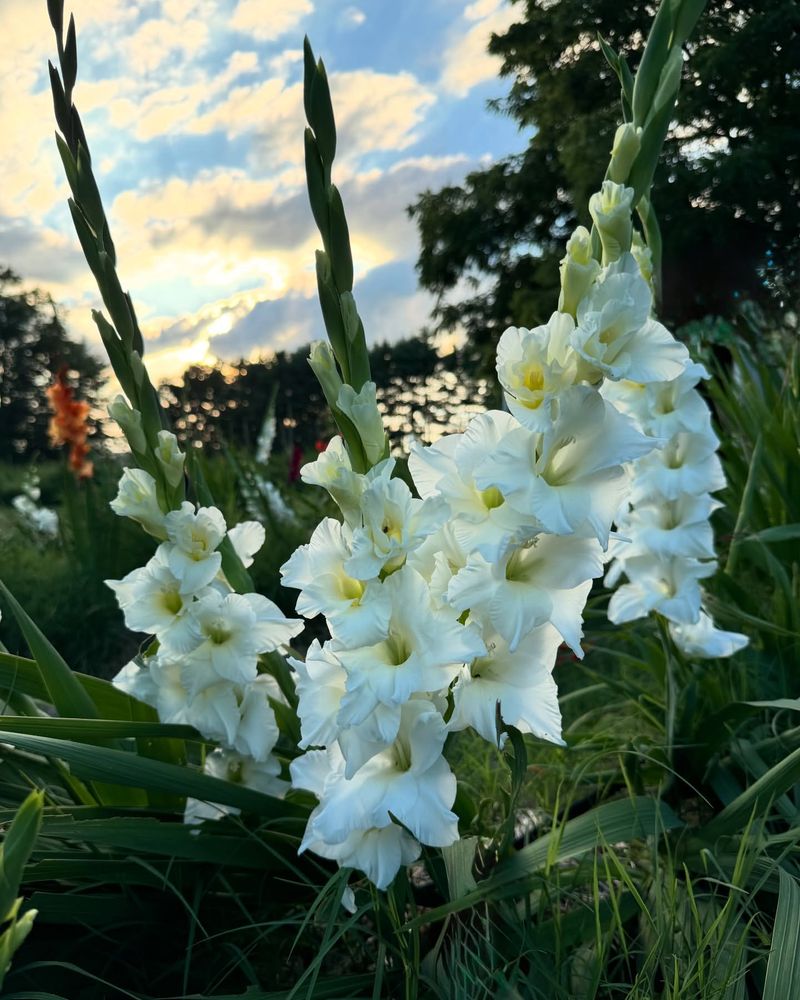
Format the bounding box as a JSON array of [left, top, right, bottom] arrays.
[[46, 369, 94, 479]]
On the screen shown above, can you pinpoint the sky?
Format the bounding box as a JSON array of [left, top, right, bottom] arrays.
[[0, 0, 524, 383]]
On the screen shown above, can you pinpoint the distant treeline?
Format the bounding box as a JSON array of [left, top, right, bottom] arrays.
[[160, 336, 492, 453]]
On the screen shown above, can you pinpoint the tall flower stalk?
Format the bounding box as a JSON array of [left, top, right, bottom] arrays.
[[286, 0, 744, 890], [46, 0, 303, 804]]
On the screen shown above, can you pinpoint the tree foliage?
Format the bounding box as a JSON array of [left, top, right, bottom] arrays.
[[410, 0, 800, 371], [0, 268, 104, 461]]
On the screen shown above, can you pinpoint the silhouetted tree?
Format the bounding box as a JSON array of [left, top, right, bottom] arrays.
[[0, 268, 104, 461], [410, 0, 800, 374]]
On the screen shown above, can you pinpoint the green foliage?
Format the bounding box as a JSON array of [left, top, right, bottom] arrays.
[[0, 790, 43, 990], [0, 458, 155, 675], [3, 328, 798, 996], [0, 2, 794, 996], [410, 0, 800, 374]]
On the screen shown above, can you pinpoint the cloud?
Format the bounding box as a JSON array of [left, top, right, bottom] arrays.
[[122, 15, 210, 74], [0, 218, 87, 288], [230, 0, 313, 41], [104, 152, 472, 374], [341, 6, 366, 28], [0, 0, 507, 385], [440, 0, 516, 97]]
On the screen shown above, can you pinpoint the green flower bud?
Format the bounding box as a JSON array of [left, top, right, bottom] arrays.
[[308, 340, 344, 409], [589, 181, 635, 265], [155, 430, 185, 488], [558, 226, 601, 318], [608, 124, 642, 184], [631, 231, 654, 289], [337, 381, 386, 467], [108, 394, 147, 454]]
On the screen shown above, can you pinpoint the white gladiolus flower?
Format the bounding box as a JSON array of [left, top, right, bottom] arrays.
[[448, 624, 564, 745], [112, 658, 158, 706], [476, 387, 654, 546], [290, 639, 347, 749], [233, 675, 284, 762], [309, 700, 460, 849], [409, 411, 536, 562], [292, 746, 421, 889], [571, 254, 689, 383], [669, 611, 749, 659], [227, 521, 266, 568], [345, 477, 449, 580], [629, 428, 726, 504], [613, 494, 720, 561], [185, 749, 288, 824], [337, 381, 387, 466], [335, 566, 485, 740], [186, 681, 243, 746], [602, 363, 711, 438], [495, 313, 578, 429], [301, 436, 392, 527], [148, 654, 192, 725], [163, 502, 227, 594], [607, 555, 716, 625], [281, 518, 391, 646], [406, 523, 467, 607], [181, 590, 302, 693], [447, 534, 604, 654], [12, 493, 59, 538], [105, 547, 199, 652], [290, 641, 400, 772], [110, 468, 167, 539]]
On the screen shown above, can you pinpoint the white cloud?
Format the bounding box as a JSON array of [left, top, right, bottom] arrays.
[[230, 0, 313, 41], [0, 0, 498, 384], [122, 16, 210, 73], [341, 6, 366, 28], [440, 0, 516, 97]]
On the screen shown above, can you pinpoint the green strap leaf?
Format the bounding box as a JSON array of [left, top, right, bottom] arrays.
[[0, 651, 148, 720], [0, 791, 44, 920], [0, 731, 306, 822], [0, 717, 198, 743], [764, 868, 800, 1000], [404, 796, 681, 928], [0, 582, 98, 720], [704, 743, 800, 838]]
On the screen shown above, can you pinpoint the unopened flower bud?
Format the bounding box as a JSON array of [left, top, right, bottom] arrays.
[[108, 394, 147, 454], [155, 430, 185, 488], [308, 341, 344, 409], [337, 381, 386, 467], [110, 468, 167, 539], [558, 226, 601, 318], [608, 124, 642, 184], [631, 231, 654, 288], [589, 181, 635, 265]]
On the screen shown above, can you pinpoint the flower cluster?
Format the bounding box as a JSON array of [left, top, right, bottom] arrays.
[[46, 368, 93, 479], [283, 181, 710, 889], [107, 447, 303, 807], [602, 362, 748, 657], [10, 470, 59, 540]]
